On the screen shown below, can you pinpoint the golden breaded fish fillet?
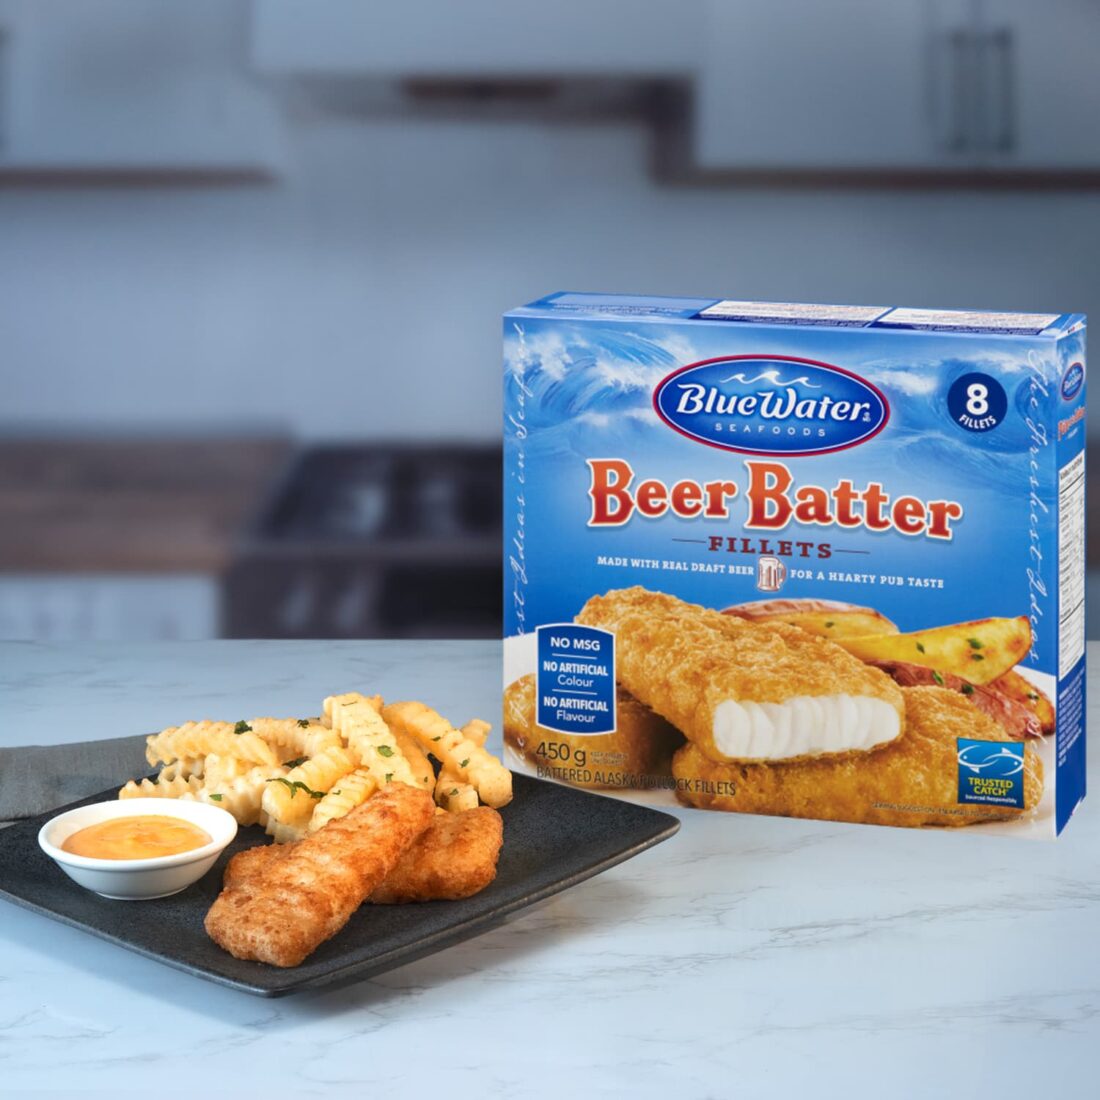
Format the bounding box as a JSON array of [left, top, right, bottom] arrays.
[[371, 807, 503, 904], [576, 587, 904, 763], [204, 784, 434, 967], [672, 685, 1044, 827], [503, 673, 683, 789], [223, 807, 504, 905], [221, 842, 287, 890]]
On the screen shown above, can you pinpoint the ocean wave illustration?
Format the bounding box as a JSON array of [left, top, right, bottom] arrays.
[[719, 370, 821, 388]]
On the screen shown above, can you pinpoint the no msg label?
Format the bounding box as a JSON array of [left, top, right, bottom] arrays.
[[536, 624, 617, 735]]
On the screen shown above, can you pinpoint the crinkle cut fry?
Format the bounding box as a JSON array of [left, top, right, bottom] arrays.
[[384, 701, 512, 808], [119, 774, 203, 800], [146, 720, 277, 768], [204, 784, 435, 967], [329, 696, 421, 790]]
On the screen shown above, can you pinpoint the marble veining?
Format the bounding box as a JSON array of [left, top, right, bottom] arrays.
[[0, 640, 1096, 1098]]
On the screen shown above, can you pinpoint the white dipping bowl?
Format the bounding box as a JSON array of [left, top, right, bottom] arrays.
[[38, 797, 238, 901]]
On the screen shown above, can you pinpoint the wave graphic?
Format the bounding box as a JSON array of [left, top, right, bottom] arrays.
[[506, 328, 1047, 494], [719, 370, 821, 388]]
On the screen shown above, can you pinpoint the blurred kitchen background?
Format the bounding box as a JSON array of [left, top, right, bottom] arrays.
[[1, 0, 1098, 640]]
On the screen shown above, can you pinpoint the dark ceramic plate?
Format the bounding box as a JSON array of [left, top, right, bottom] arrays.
[[0, 774, 679, 996]]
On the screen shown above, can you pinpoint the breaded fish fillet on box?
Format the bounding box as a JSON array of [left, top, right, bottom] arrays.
[[672, 686, 1043, 827], [503, 673, 683, 788], [576, 587, 905, 764]]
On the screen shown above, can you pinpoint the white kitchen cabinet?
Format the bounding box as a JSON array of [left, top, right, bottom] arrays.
[[978, 0, 1100, 169], [0, 0, 283, 175], [697, 0, 1100, 173], [696, 0, 967, 170], [251, 0, 696, 78]]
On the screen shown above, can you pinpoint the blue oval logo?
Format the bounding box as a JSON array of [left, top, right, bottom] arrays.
[[1061, 361, 1084, 401], [652, 355, 889, 456]]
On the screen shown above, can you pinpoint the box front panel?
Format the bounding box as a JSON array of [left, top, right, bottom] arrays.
[[504, 305, 1084, 837]]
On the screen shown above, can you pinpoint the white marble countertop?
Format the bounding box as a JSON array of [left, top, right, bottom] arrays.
[[0, 641, 1095, 1099]]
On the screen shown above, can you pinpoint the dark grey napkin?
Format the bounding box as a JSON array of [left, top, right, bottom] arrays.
[[0, 735, 149, 825]]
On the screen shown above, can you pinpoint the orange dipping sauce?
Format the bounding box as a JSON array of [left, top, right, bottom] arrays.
[[62, 815, 212, 861]]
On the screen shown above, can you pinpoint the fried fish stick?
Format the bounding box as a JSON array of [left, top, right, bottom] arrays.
[[205, 784, 434, 967], [577, 587, 904, 763], [673, 686, 1043, 828], [225, 806, 504, 905], [222, 843, 290, 890], [370, 807, 503, 904], [384, 701, 513, 807]]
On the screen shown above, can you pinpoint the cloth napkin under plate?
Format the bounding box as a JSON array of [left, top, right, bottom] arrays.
[[0, 735, 148, 826]]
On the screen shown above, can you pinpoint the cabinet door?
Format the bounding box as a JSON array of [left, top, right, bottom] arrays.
[[979, 0, 1100, 168], [694, 0, 973, 170]]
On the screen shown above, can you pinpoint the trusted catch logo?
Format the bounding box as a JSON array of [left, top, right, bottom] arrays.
[[652, 354, 889, 457], [957, 738, 1026, 809]]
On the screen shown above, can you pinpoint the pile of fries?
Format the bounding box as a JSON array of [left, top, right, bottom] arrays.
[[119, 691, 513, 839]]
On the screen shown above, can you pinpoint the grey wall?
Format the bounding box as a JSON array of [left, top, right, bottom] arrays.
[[5, 111, 1098, 440]]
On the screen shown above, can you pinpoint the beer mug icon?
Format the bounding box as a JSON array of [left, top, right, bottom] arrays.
[[756, 555, 786, 593]]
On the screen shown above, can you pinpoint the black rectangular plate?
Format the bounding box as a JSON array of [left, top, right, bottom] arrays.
[[0, 774, 679, 996]]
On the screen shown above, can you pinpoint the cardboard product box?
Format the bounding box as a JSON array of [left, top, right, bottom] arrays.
[[503, 293, 1087, 837]]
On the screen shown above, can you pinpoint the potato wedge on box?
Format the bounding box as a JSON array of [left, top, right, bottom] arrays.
[[723, 599, 898, 640], [990, 669, 1055, 735], [837, 616, 1031, 685]]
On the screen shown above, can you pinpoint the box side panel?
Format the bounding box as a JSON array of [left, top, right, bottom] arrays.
[[1053, 328, 1088, 833]]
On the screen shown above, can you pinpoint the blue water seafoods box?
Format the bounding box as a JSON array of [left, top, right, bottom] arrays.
[[503, 293, 1087, 838]]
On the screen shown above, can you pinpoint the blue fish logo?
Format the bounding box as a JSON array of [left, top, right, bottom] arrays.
[[652, 354, 889, 456], [956, 737, 1027, 808], [1061, 361, 1084, 401]]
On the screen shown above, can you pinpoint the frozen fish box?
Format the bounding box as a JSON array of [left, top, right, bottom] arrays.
[[503, 294, 1086, 838]]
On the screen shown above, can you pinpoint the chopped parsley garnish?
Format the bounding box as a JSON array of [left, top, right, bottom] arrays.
[[824, 621, 835, 629], [432, 735, 442, 742], [377, 744, 394, 758], [332, 789, 341, 796], [385, 773, 393, 783], [450, 788, 458, 796], [960, 683, 974, 696], [267, 777, 324, 799], [1027, 692, 1039, 702], [915, 642, 925, 654], [282, 756, 308, 769], [460, 758, 470, 768], [234, 720, 252, 735], [297, 718, 310, 728], [208, 792, 223, 801], [931, 670, 945, 686], [967, 638, 983, 650], [970, 653, 984, 662]]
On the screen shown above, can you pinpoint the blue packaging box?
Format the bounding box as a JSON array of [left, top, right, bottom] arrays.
[[503, 293, 1086, 837]]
